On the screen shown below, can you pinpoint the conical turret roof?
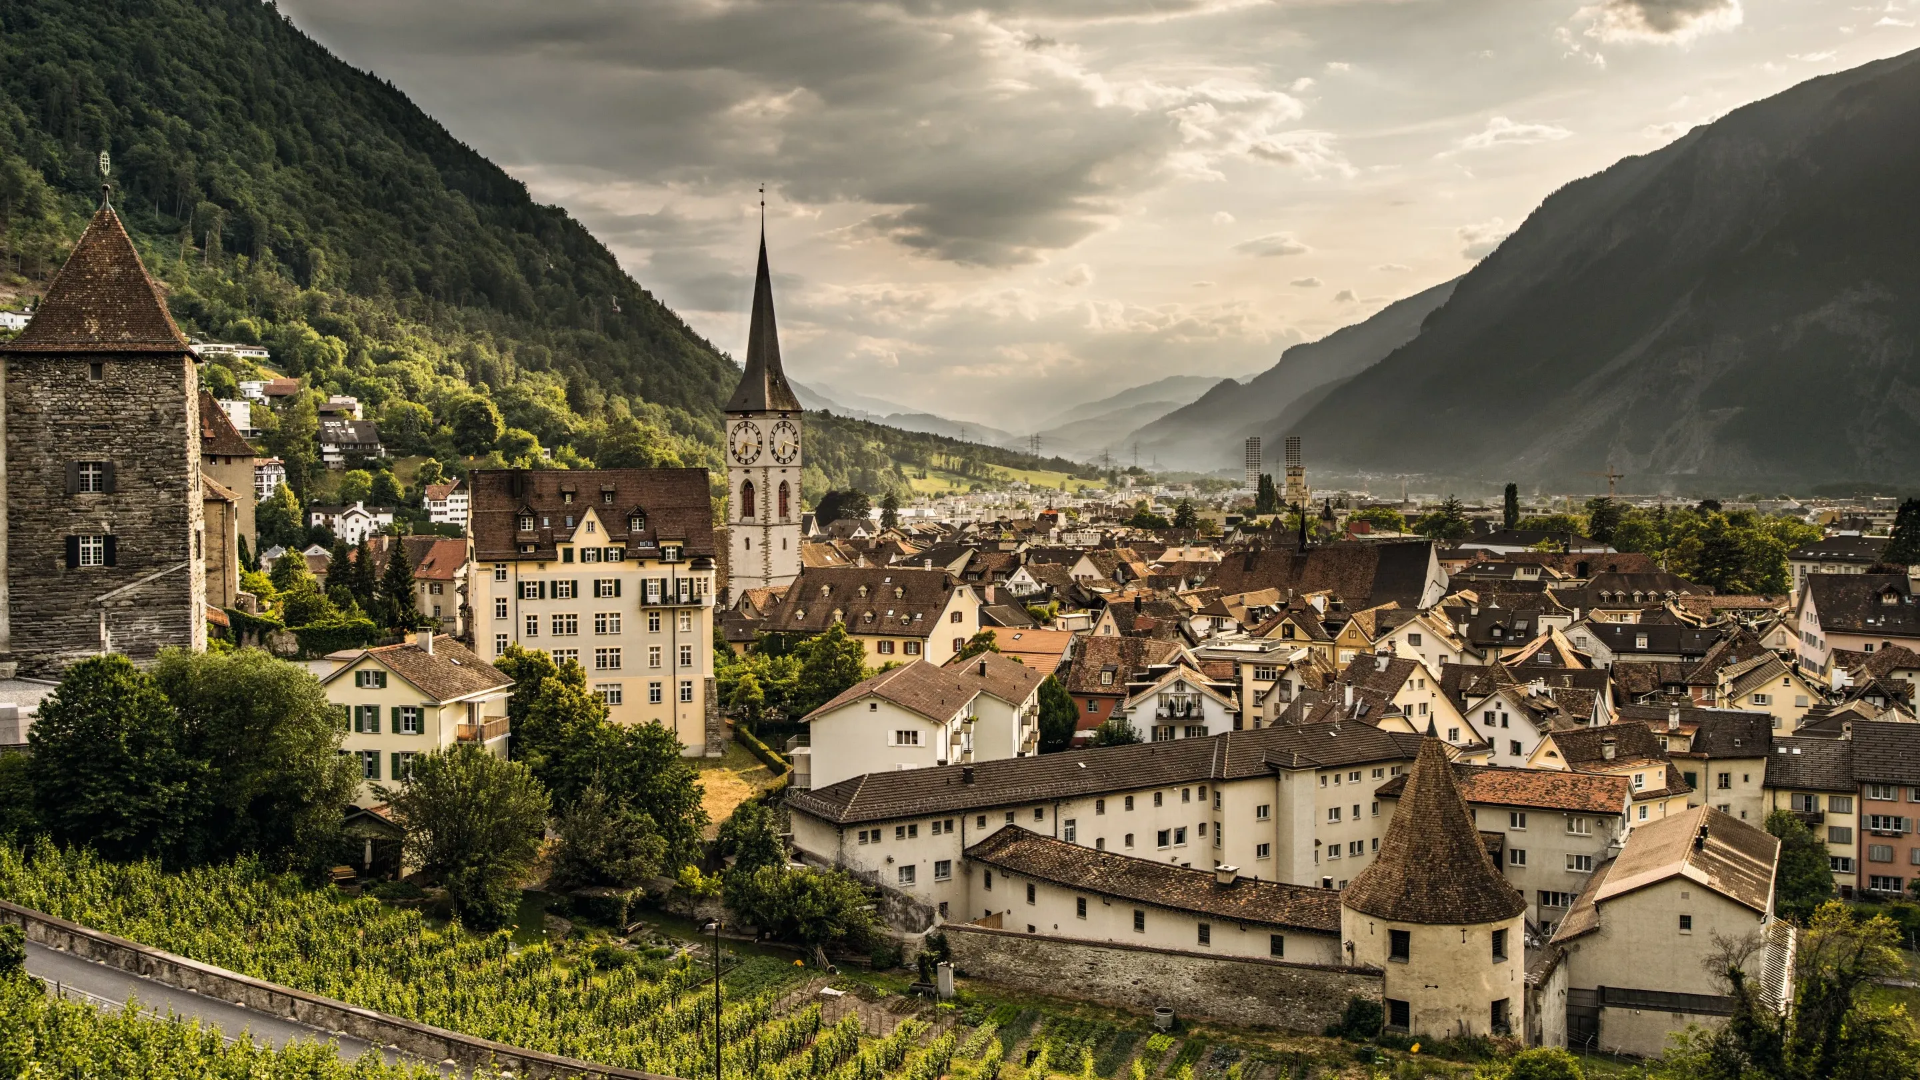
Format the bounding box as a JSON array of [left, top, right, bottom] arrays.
[[6, 202, 189, 353], [724, 231, 800, 414], [1343, 738, 1527, 924]]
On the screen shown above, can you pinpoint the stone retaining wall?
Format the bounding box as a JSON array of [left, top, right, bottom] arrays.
[[0, 899, 671, 1079], [943, 922, 1381, 1033]]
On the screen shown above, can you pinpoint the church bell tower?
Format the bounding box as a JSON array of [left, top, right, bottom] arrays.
[[724, 228, 802, 602]]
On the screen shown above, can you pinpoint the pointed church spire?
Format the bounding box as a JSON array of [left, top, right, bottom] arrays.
[[6, 204, 188, 354], [724, 222, 800, 414]]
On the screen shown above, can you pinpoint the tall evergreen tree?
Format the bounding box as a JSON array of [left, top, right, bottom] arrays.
[[1884, 498, 1920, 565], [350, 537, 380, 610], [1037, 675, 1078, 753], [380, 539, 421, 629], [880, 491, 900, 529], [1503, 482, 1520, 530], [1255, 473, 1281, 515]]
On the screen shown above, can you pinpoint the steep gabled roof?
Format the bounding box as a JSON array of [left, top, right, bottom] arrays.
[[4, 203, 190, 354], [1553, 806, 1777, 943], [199, 392, 256, 458], [1342, 738, 1528, 925], [724, 233, 801, 413]]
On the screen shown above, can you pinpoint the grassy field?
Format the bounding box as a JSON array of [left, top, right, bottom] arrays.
[[907, 458, 1102, 497], [693, 740, 781, 838]]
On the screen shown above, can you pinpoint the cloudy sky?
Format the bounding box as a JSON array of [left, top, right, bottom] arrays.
[[280, 0, 1919, 431]]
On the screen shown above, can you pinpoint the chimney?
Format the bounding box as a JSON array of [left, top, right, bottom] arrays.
[[1694, 823, 1708, 851], [1344, 684, 1354, 710], [1134, 594, 1143, 613], [1213, 864, 1238, 887], [1374, 653, 1389, 673], [1600, 736, 1616, 760], [1667, 706, 1681, 731], [417, 628, 434, 654], [977, 658, 988, 677], [962, 764, 975, 785]]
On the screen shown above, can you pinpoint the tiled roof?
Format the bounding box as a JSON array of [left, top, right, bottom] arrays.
[[1547, 722, 1670, 769], [199, 392, 255, 457], [809, 662, 981, 724], [1203, 541, 1436, 611], [992, 629, 1077, 673], [1849, 720, 1920, 785], [1552, 806, 1777, 944], [1064, 635, 1185, 696], [1609, 660, 1694, 701], [201, 475, 239, 503], [327, 635, 513, 703], [423, 480, 461, 501], [788, 720, 1424, 825], [1580, 622, 1721, 657], [469, 468, 716, 561], [1806, 574, 1920, 637], [948, 650, 1047, 707], [773, 566, 960, 636], [1681, 711, 1774, 759], [965, 827, 1340, 934], [1763, 737, 1853, 792], [1375, 763, 1631, 815], [1789, 534, 1884, 562], [1342, 739, 1528, 925], [405, 537, 468, 582], [1834, 644, 1920, 679], [3, 204, 190, 354]]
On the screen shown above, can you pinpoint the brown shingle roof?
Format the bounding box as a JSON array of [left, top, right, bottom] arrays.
[[469, 468, 716, 561], [1205, 541, 1436, 611], [1375, 763, 1631, 815], [1064, 635, 1185, 696], [788, 720, 1424, 825], [199, 392, 256, 458], [1849, 720, 1920, 785], [809, 662, 980, 724], [1764, 737, 1853, 792], [1342, 739, 1528, 925], [966, 827, 1340, 934], [948, 650, 1046, 706], [329, 635, 513, 703], [4, 204, 190, 354], [1552, 806, 1777, 943], [774, 566, 961, 636]]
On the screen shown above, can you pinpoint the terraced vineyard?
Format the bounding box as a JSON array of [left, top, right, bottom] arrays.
[[1, 844, 1322, 1079]]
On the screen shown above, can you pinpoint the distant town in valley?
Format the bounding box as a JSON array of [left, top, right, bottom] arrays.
[[3, 3, 1920, 1080]]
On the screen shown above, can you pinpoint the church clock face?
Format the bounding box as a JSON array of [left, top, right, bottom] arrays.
[[770, 420, 800, 464], [730, 421, 762, 465]]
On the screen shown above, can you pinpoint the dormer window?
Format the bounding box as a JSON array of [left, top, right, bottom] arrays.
[[518, 514, 534, 532], [628, 512, 645, 533], [562, 492, 574, 504], [1884, 590, 1902, 606], [602, 490, 616, 504], [821, 585, 832, 598], [832, 608, 844, 623], [858, 585, 869, 597], [894, 586, 904, 599]]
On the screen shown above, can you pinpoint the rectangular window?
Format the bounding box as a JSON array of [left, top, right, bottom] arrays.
[[895, 730, 921, 746], [1567, 853, 1594, 872], [1869, 784, 1897, 802], [1328, 807, 1342, 823], [1868, 815, 1910, 834], [552, 649, 578, 665], [649, 645, 662, 668], [594, 648, 621, 671], [359, 750, 380, 780], [1567, 817, 1592, 836], [1174, 827, 1187, 845], [1256, 803, 1270, 820], [594, 612, 622, 635], [1508, 848, 1527, 867], [1076, 897, 1087, 919], [1509, 812, 1527, 830], [68, 462, 103, 493], [553, 580, 577, 600], [648, 611, 662, 633], [495, 634, 509, 657], [1871, 875, 1906, 893], [524, 613, 540, 638], [904, 641, 921, 655], [1831, 795, 1854, 814], [648, 682, 663, 704], [75, 535, 107, 567], [1831, 856, 1854, 873], [1492, 928, 1508, 962], [1026, 882, 1036, 904], [1197, 923, 1211, 946], [1063, 819, 1077, 843], [934, 860, 952, 881], [679, 680, 693, 703], [395, 706, 421, 734], [355, 669, 387, 689], [876, 640, 895, 655], [552, 613, 578, 636], [1388, 929, 1410, 962], [1124, 833, 1134, 848], [1095, 799, 1106, 815], [1679, 914, 1693, 933], [897, 865, 916, 885], [1133, 910, 1145, 932], [494, 597, 508, 619], [1256, 841, 1271, 859], [1870, 844, 1895, 862], [1268, 934, 1285, 957], [679, 644, 694, 667], [1157, 829, 1171, 848], [594, 579, 619, 598], [390, 751, 417, 782], [520, 581, 541, 600], [595, 683, 623, 706]]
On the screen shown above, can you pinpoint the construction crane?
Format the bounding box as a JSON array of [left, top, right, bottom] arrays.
[[1584, 468, 1625, 499]]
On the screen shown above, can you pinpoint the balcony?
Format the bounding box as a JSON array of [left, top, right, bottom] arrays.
[[1790, 810, 1825, 827], [457, 717, 511, 743]]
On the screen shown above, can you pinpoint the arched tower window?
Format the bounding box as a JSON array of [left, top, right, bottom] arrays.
[[741, 480, 756, 518], [778, 481, 791, 520]]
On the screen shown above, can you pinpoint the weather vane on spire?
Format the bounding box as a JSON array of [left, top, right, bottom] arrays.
[[759, 183, 765, 229], [98, 149, 111, 207]]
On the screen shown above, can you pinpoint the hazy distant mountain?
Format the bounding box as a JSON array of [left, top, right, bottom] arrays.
[[1039, 375, 1226, 430], [1287, 48, 1920, 490], [1125, 277, 1459, 471], [1031, 399, 1191, 462], [789, 380, 916, 419]]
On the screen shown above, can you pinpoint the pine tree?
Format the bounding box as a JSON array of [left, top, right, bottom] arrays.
[[1503, 482, 1519, 530], [380, 539, 421, 629], [350, 537, 379, 610], [880, 491, 900, 529], [1884, 498, 1920, 566], [1255, 473, 1280, 515]]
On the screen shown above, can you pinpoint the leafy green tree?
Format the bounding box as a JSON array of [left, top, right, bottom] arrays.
[[954, 629, 1000, 662], [716, 799, 787, 877], [0, 752, 40, 843], [375, 743, 549, 930], [548, 782, 667, 891], [880, 491, 900, 529], [338, 469, 373, 505], [495, 646, 602, 783], [1172, 499, 1199, 529], [790, 622, 872, 716], [1125, 501, 1171, 529], [414, 458, 445, 489], [1090, 714, 1141, 747], [1349, 506, 1406, 533], [152, 648, 358, 871], [1037, 675, 1078, 753], [725, 864, 884, 964], [1503, 482, 1520, 530], [256, 484, 304, 551], [1765, 809, 1836, 921], [271, 393, 320, 495], [589, 721, 710, 870], [1412, 495, 1472, 541], [28, 656, 204, 862], [370, 470, 404, 507], [267, 545, 314, 594], [1255, 474, 1281, 515], [1584, 497, 1623, 547], [278, 574, 338, 626], [594, 415, 681, 469], [1516, 513, 1587, 537], [379, 538, 420, 628], [450, 396, 504, 456], [1884, 498, 1920, 566], [726, 669, 767, 727], [813, 489, 872, 525]]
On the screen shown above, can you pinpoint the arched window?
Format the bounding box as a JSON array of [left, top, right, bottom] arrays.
[[741, 480, 756, 518], [778, 481, 790, 519]]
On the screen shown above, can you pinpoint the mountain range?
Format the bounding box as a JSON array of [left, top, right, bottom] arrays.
[[1282, 47, 1920, 491]]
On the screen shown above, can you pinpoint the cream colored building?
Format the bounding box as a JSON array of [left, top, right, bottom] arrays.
[[319, 631, 514, 805], [798, 653, 1044, 791], [1550, 805, 1792, 1057], [1763, 736, 1859, 895], [467, 468, 720, 755], [963, 826, 1345, 965]]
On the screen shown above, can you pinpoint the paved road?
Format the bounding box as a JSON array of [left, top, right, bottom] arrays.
[[25, 940, 401, 1064]]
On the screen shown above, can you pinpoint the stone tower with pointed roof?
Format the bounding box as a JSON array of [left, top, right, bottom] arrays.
[[1341, 738, 1528, 1040], [723, 231, 802, 601], [0, 198, 206, 673]]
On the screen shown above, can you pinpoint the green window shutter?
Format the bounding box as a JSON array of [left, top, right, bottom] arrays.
[[340, 703, 352, 727], [613, 579, 622, 598], [369, 752, 381, 781], [391, 706, 402, 731], [367, 706, 380, 734], [573, 579, 581, 599], [376, 670, 388, 688], [538, 581, 548, 600], [391, 752, 402, 780]]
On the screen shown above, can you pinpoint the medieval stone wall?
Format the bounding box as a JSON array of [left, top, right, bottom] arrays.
[[942, 922, 1380, 1033], [6, 352, 205, 674]]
